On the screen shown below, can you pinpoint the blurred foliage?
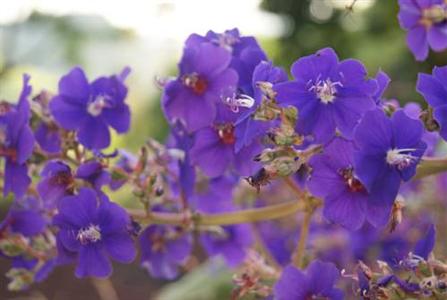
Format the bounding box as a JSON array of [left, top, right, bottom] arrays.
[[261, 0, 447, 105]]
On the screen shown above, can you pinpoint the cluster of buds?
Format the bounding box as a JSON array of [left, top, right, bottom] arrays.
[[231, 250, 279, 299]]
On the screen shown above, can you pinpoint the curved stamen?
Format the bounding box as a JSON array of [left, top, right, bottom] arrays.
[[222, 93, 255, 113], [386, 148, 417, 170], [76, 224, 101, 244], [309, 77, 343, 104]]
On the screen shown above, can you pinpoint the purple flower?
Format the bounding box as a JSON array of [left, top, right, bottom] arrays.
[[398, 0, 447, 61], [53, 188, 136, 278], [37, 160, 73, 209], [413, 224, 436, 260], [35, 122, 61, 154], [0, 75, 35, 198], [196, 177, 253, 267], [417, 65, 447, 141], [162, 41, 238, 132], [139, 224, 192, 279], [353, 109, 427, 205], [186, 28, 267, 95], [189, 104, 261, 178], [0, 203, 46, 237], [308, 137, 391, 229], [50, 67, 131, 150], [372, 70, 391, 106], [75, 161, 111, 193], [274, 260, 344, 300], [234, 61, 288, 152], [274, 48, 377, 143]]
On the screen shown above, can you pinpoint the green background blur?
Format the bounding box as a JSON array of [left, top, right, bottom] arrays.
[[0, 0, 446, 299]]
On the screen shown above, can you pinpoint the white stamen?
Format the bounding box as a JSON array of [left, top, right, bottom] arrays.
[[76, 224, 101, 244], [386, 148, 417, 170], [87, 95, 111, 116], [309, 78, 343, 104], [222, 93, 255, 113]]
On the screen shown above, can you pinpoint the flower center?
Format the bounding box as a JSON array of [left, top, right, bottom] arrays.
[[76, 224, 101, 244], [222, 93, 255, 113], [386, 148, 417, 170], [421, 5, 446, 27], [0, 102, 12, 115], [182, 73, 208, 95], [339, 167, 365, 193], [50, 171, 73, 186], [309, 78, 342, 104], [150, 232, 166, 253], [87, 94, 112, 117], [217, 124, 235, 145]]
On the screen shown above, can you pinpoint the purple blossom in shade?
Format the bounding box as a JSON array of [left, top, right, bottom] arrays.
[[139, 224, 192, 279], [37, 160, 73, 209], [417, 65, 447, 141], [185, 28, 267, 95], [398, 0, 447, 61], [75, 161, 111, 193], [196, 177, 253, 267], [274, 47, 377, 143], [234, 61, 288, 152], [0, 203, 46, 237], [274, 260, 344, 300], [166, 122, 196, 199], [0, 75, 35, 198], [53, 188, 136, 278], [162, 41, 238, 133], [413, 224, 436, 260], [49, 67, 131, 150], [35, 122, 61, 153], [308, 137, 391, 229], [353, 109, 427, 206], [189, 104, 262, 178]]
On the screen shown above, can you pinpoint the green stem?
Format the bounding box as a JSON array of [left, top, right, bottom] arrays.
[[127, 156, 447, 228], [414, 156, 447, 180], [292, 209, 313, 269], [128, 199, 305, 226]]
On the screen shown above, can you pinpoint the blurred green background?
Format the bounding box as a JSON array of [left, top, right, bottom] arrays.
[[1, 0, 446, 299]]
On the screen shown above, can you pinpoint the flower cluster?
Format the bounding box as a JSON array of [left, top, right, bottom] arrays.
[[0, 22, 446, 300]]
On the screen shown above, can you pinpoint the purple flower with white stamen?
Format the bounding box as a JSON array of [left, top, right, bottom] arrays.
[[353, 109, 427, 205], [162, 41, 238, 132], [49, 67, 131, 150], [53, 188, 136, 278], [308, 137, 393, 229], [274, 48, 377, 142]]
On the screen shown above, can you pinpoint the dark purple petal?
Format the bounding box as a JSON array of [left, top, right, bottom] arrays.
[[16, 125, 34, 164], [35, 123, 61, 153], [417, 72, 447, 108], [406, 27, 429, 61], [428, 25, 447, 51], [77, 117, 110, 150], [102, 104, 131, 133], [4, 161, 30, 198], [307, 260, 340, 295], [75, 245, 112, 278], [104, 232, 136, 263], [58, 67, 90, 102], [9, 209, 46, 236], [414, 224, 436, 259], [49, 96, 89, 130], [274, 265, 309, 300]]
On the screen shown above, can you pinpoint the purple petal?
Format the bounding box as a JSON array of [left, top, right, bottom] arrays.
[[428, 25, 447, 51], [49, 96, 89, 130], [102, 104, 131, 133], [104, 232, 136, 263], [75, 245, 112, 278], [4, 161, 30, 198], [324, 191, 367, 230], [274, 265, 309, 300], [291, 47, 339, 82], [417, 72, 447, 108], [77, 117, 110, 150], [58, 67, 90, 102], [354, 109, 392, 154], [407, 27, 429, 61], [16, 125, 34, 164], [414, 224, 436, 259], [307, 260, 340, 295]]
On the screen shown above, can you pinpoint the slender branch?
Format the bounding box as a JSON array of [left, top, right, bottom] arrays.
[[128, 199, 305, 226], [414, 156, 447, 180], [292, 209, 313, 269], [91, 278, 120, 300]]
